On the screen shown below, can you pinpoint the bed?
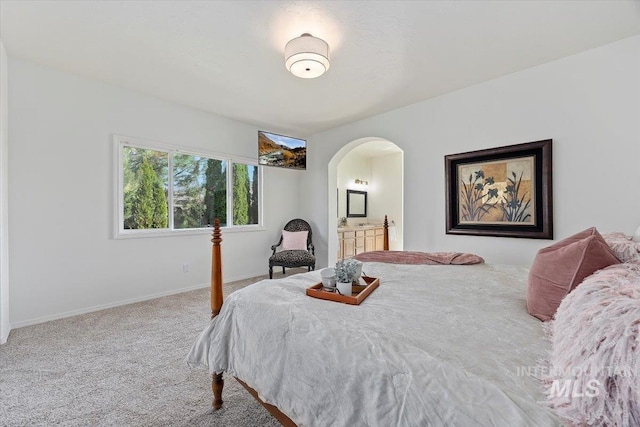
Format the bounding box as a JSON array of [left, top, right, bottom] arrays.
[[186, 219, 563, 426]]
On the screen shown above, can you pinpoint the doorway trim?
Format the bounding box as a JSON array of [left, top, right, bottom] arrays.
[[0, 42, 10, 344], [327, 137, 403, 265]]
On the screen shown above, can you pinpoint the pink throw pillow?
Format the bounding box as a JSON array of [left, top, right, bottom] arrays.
[[526, 227, 620, 321], [282, 230, 308, 251]]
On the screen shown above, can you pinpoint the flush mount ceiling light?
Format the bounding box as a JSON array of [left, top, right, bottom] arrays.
[[285, 33, 330, 79]]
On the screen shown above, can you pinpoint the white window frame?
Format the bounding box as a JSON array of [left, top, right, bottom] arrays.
[[113, 135, 264, 239]]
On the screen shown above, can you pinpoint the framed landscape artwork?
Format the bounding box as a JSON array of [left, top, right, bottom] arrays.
[[258, 131, 306, 170], [445, 139, 553, 239]]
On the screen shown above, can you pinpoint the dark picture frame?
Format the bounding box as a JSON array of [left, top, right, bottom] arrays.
[[346, 189, 367, 218], [445, 139, 553, 239]]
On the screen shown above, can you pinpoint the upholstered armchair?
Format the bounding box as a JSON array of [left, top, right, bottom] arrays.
[[269, 218, 315, 279]]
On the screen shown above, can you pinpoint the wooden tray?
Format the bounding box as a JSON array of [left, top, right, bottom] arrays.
[[306, 276, 380, 305]]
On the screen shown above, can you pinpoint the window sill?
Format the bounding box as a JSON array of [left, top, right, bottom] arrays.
[[114, 225, 266, 240]]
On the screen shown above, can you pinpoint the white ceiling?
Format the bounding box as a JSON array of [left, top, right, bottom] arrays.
[[1, 1, 639, 137]]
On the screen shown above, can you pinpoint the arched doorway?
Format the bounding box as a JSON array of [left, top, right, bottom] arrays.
[[327, 137, 404, 265]]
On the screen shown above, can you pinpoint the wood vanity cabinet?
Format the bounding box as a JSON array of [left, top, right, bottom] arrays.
[[340, 231, 356, 259], [374, 227, 385, 250], [364, 229, 375, 253], [338, 225, 385, 259]]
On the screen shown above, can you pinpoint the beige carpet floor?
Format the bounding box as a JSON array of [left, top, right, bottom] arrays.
[[0, 269, 308, 426]]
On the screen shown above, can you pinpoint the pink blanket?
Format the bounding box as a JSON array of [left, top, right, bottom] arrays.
[[354, 250, 484, 265]]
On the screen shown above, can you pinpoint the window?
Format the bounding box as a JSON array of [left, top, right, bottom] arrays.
[[232, 162, 260, 226], [115, 136, 261, 237], [172, 154, 226, 228], [122, 146, 169, 230]]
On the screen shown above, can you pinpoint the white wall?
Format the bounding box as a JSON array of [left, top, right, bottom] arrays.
[[303, 35, 640, 268], [8, 58, 300, 327], [369, 153, 403, 250], [6, 35, 640, 328], [337, 151, 370, 222], [0, 41, 10, 343]]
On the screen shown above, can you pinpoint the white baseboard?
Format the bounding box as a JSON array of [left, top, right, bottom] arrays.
[[0, 328, 9, 345], [9, 272, 272, 330], [10, 282, 210, 329], [0, 319, 11, 345]]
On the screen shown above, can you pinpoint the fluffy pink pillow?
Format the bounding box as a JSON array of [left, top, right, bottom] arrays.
[[544, 262, 640, 425], [282, 230, 308, 251], [526, 227, 620, 321], [602, 232, 640, 263]]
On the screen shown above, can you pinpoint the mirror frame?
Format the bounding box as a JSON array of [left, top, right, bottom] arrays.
[[346, 189, 367, 218]]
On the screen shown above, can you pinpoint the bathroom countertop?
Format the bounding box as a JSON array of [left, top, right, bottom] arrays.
[[337, 224, 383, 231]]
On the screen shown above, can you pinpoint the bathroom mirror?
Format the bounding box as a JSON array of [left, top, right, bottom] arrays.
[[346, 190, 367, 218]]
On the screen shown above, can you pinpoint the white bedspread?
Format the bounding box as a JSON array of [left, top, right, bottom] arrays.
[[186, 263, 560, 427]]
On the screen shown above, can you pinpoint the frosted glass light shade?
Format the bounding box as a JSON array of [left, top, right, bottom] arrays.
[[285, 33, 330, 79]]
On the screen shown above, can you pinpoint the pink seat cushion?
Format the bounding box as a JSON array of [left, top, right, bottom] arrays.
[[282, 230, 308, 251], [526, 227, 620, 321]]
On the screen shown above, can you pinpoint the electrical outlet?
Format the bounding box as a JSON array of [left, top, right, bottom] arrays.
[[182, 263, 189, 273]]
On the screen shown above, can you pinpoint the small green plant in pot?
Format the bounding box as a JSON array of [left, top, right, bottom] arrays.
[[334, 259, 363, 296]]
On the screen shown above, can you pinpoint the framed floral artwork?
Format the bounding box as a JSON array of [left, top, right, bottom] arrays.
[[445, 139, 553, 239]]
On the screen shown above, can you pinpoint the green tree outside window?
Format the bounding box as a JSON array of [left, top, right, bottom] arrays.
[[121, 143, 258, 231]]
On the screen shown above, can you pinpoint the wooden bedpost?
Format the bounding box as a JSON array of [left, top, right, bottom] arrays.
[[210, 219, 224, 410], [212, 373, 224, 411], [383, 215, 389, 251], [211, 218, 223, 319]]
